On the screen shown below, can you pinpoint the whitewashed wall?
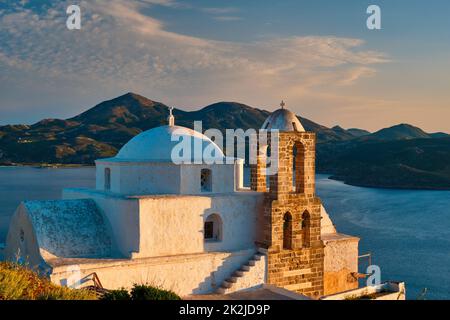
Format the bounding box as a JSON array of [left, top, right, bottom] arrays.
[[50, 249, 257, 296], [136, 193, 264, 257], [95, 160, 242, 196], [64, 188, 264, 259], [63, 189, 139, 258]]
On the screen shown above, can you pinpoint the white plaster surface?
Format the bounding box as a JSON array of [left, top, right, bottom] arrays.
[[5, 199, 113, 271], [218, 253, 266, 294], [50, 249, 256, 296], [320, 205, 337, 235], [322, 233, 359, 273], [64, 188, 264, 258], [95, 161, 241, 195], [321, 282, 406, 300], [63, 189, 139, 258], [115, 125, 225, 162]]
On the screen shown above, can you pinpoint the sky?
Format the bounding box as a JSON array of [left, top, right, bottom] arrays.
[[0, 0, 449, 132]]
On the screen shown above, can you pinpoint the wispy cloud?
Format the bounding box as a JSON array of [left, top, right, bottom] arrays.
[[213, 16, 242, 22], [201, 7, 239, 15], [0, 0, 388, 123], [201, 6, 242, 22]]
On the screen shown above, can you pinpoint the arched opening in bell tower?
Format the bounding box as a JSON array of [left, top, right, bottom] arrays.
[[283, 212, 293, 250], [301, 211, 311, 247], [292, 141, 305, 193]]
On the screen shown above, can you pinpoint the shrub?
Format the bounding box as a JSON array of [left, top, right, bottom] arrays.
[[0, 262, 97, 300], [101, 288, 131, 300], [130, 284, 181, 300]]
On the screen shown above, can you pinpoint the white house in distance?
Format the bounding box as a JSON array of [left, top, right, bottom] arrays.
[[3, 104, 404, 299]]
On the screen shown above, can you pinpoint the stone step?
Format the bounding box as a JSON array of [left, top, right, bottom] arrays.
[[233, 270, 246, 277], [216, 287, 226, 294], [258, 247, 268, 254], [216, 251, 265, 295], [253, 254, 264, 261], [241, 265, 250, 272]]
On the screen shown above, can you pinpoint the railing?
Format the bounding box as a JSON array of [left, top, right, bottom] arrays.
[[79, 272, 104, 290], [358, 253, 372, 267], [357, 253, 372, 278]]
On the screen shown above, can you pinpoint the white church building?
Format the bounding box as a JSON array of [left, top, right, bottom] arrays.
[[4, 105, 363, 298]]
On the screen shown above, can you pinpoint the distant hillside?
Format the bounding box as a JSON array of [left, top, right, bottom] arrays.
[[347, 128, 371, 137], [318, 137, 450, 190], [365, 123, 431, 140], [0, 92, 357, 164], [1, 92, 449, 190]]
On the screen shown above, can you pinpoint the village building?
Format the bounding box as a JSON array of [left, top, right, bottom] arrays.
[[4, 103, 368, 298]]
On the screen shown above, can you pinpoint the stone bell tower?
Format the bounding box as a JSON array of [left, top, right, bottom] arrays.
[[252, 101, 324, 298]]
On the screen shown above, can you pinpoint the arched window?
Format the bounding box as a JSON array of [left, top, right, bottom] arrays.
[[201, 168, 212, 192], [104, 168, 111, 191], [283, 212, 293, 250], [204, 214, 222, 241], [301, 211, 311, 247], [293, 142, 305, 193]]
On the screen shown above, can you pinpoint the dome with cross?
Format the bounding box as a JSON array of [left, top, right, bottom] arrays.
[[261, 101, 305, 132]]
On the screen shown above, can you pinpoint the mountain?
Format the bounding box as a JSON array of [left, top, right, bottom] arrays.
[[1, 92, 450, 189], [347, 128, 371, 137], [430, 132, 450, 139], [317, 137, 450, 189], [0, 92, 359, 164], [366, 123, 431, 140]]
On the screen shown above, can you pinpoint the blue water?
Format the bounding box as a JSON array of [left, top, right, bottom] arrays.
[[315, 175, 450, 300], [0, 167, 449, 299]]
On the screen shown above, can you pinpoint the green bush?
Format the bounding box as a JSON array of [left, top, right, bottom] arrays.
[[100, 284, 180, 301], [0, 262, 97, 300], [101, 288, 131, 300], [130, 284, 181, 300]]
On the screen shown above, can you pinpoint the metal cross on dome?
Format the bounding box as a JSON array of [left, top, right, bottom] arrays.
[[280, 100, 286, 109], [169, 106, 174, 116]]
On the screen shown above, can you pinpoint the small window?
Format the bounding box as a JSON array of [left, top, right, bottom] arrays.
[[204, 221, 214, 239], [204, 214, 222, 241], [201, 168, 212, 192], [104, 168, 111, 190], [292, 122, 298, 131], [19, 229, 25, 243]]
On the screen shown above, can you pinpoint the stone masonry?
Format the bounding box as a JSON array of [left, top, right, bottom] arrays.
[[253, 131, 325, 298]]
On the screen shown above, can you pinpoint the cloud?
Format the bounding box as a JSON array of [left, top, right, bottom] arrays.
[[337, 67, 377, 86], [0, 0, 388, 122], [213, 16, 242, 22], [201, 7, 239, 15], [201, 6, 242, 22]]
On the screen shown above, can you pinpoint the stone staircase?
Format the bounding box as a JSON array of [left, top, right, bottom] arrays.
[[215, 252, 266, 294]]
